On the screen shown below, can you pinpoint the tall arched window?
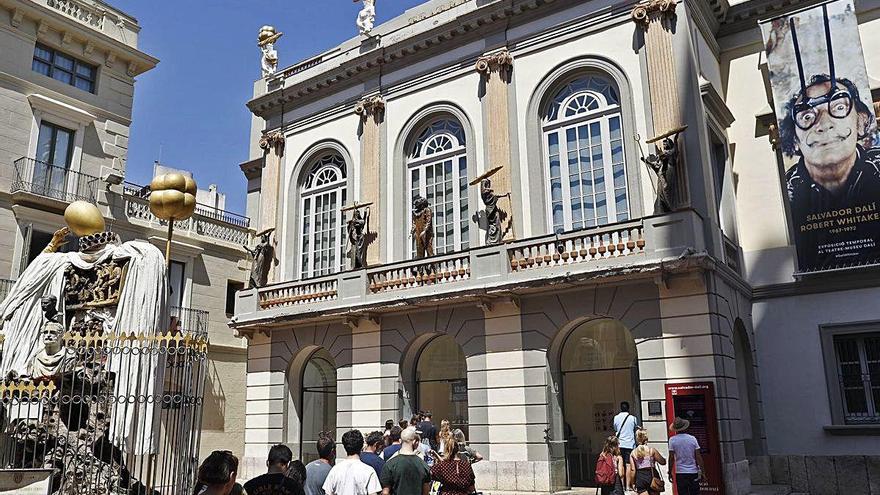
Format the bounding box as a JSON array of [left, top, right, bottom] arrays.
[[300, 153, 347, 278], [543, 75, 629, 233], [407, 118, 469, 255]]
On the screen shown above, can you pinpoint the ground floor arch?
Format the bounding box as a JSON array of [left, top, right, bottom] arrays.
[[287, 346, 337, 463], [733, 319, 763, 456], [401, 334, 469, 439], [555, 318, 640, 487]]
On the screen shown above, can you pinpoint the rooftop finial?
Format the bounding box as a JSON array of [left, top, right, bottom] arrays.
[[257, 25, 282, 77], [355, 0, 376, 36]]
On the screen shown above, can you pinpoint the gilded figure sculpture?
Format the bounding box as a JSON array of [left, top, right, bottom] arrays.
[[411, 195, 434, 260], [479, 178, 510, 245], [641, 126, 686, 214], [245, 229, 276, 288], [347, 207, 370, 270]]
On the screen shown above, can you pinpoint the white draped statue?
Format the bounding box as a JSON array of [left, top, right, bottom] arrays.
[[0, 240, 168, 455], [357, 0, 376, 35]]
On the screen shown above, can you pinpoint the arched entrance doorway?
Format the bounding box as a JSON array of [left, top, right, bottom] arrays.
[[560, 319, 639, 487], [300, 348, 337, 463], [733, 320, 762, 456], [415, 335, 469, 437]]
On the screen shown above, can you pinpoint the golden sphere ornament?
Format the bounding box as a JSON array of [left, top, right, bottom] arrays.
[[64, 201, 105, 236], [149, 173, 197, 221]]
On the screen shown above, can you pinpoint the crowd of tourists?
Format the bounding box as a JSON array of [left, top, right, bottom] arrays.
[[193, 411, 483, 495], [596, 402, 706, 495]]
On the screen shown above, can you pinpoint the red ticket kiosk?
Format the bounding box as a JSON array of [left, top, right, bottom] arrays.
[[665, 382, 724, 495]]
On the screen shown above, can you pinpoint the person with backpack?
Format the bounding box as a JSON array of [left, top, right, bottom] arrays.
[[595, 436, 624, 495]]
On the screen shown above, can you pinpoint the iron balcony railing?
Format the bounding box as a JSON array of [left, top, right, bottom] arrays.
[[12, 157, 99, 204], [170, 305, 209, 337]]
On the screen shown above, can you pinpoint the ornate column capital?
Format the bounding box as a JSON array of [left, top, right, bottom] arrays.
[[475, 49, 513, 77], [631, 0, 677, 27], [259, 131, 285, 154], [355, 95, 386, 122]]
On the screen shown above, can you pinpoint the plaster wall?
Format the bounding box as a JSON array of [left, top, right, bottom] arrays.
[[752, 287, 880, 455]]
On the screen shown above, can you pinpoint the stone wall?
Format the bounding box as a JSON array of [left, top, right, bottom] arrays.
[[751, 455, 880, 495]]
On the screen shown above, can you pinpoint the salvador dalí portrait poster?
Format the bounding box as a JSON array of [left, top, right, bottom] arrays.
[[761, 0, 880, 273]]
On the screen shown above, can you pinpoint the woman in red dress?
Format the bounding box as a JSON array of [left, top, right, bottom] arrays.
[[430, 437, 476, 495]]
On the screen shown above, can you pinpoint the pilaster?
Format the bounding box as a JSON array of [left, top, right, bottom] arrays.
[[355, 96, 385, 266], [632, 0, 689, 206], [476, 50, 516, 241], [258, 132, 285, 283]]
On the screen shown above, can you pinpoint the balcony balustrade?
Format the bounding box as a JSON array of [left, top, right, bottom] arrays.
[[123, 182, 251, 246], [234, 210, 708, 326], [12, 157, 99, 205]]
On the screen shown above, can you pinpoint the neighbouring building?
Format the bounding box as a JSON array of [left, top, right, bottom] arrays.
[[232, 0, 880, 494], [0, 0, 251, 462]]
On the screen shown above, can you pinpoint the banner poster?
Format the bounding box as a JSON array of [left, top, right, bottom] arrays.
[[760, 0, 880, 273]]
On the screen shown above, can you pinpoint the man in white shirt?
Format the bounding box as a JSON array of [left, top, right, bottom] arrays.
[[668, 417, 705, 495], [612, 402, 639, 469], [324, 429, 383, 495]]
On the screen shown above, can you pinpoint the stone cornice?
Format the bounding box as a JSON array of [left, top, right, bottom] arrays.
[[247, 0, 556, 118], [239, 157, 263, 181], [0, 0, 158, 76], [718, 0, 821, 37]]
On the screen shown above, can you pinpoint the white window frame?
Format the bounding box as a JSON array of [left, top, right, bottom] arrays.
[[406, 120, 469, 257], [542, 78, 630, 233], [299, 154, 347, 279]]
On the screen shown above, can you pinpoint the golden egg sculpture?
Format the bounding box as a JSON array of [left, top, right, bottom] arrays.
[[64, 201, 105, 236], [149, 173, 197, 221]]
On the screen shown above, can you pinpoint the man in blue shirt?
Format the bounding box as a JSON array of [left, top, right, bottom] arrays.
[[382, 426, 403, 461], [612, 402, 640, 468], [360, 431, 386, 476]]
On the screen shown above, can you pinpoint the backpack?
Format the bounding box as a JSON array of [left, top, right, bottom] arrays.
[[594, 453, 616, 486]]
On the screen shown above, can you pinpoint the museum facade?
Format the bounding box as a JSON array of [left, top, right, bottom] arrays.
[[234, 0, 880, 493]]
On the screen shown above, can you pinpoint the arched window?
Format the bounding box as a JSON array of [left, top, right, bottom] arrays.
[[407, 118, 469, 255], [300, 153, 347, 278], [543, 75, 629, 233]]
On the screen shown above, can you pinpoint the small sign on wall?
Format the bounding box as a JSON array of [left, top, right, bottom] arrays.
[[450, 379, 467, 402]]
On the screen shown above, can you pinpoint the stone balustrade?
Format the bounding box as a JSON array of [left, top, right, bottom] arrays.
[[507, 221, 645, 272], [233, 210, 707, 326], [123, 193, 251, 246], [367, 253, 470, 293], [259, 276, 338, 310]]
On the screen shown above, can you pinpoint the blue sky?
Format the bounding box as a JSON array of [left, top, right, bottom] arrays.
[[113, 0, 424, 215]]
